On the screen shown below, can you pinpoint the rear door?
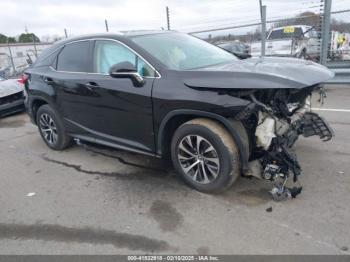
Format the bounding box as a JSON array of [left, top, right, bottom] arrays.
[[50, 40, 97, 136]]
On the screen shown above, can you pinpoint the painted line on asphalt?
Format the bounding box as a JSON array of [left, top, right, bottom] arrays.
[[312, 108, 350, 112]]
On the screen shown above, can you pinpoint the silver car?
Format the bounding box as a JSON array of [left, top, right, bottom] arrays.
[[0, 76, 25, 117]]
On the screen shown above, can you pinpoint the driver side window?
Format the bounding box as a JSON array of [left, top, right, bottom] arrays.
[[93, 40, 155, 77]]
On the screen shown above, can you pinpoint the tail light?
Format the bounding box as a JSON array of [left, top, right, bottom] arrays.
[[17, 74, 29, 84]]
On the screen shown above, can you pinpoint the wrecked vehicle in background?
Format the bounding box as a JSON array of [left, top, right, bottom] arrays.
[[24, 31, 334, 200], [0, 75, 26, 118], [250, 25, 320, 60], [217, 41, 251, 59]]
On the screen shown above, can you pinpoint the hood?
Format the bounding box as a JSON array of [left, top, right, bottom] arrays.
[[182, 57, 334, 89], [0, 79, 24, 98]]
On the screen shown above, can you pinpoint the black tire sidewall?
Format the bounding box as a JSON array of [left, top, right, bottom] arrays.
[[36, 105, 68, 150], [171, 123, 239, 193]]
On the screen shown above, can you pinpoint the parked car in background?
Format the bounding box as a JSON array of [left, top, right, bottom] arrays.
[[217, 41, 251, 59], [25, 31, 333, 198], [250, 25, 320, 59], [0, 76, 25, 117], [0, 66, 11, 79]]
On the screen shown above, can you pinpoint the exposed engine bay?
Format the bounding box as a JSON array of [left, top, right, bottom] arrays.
[[235, 85, 334, 201]]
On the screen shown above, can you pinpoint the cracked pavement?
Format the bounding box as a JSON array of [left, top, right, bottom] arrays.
[[0, 85, 349, 254]]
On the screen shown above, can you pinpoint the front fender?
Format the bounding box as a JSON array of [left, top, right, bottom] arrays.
[[157, 109, 249, 171]]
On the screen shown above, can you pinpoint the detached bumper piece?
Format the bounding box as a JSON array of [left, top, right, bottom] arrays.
[[262, 111, 333, 201], [301, 112, 334, 142]]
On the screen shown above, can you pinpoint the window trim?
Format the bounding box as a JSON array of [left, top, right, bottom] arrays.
[[51, 38, 161, 79]]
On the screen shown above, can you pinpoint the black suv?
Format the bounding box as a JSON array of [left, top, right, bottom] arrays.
[[25, 31, 333, 196]]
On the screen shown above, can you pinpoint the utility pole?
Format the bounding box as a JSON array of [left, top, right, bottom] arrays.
[[32, 34, 38, 58], [320, 0, 332, 65], [259, 0, 266, 57], [105, 19, 109, 32], [166, 6, 170, 30], [64, 28, 68, 38], [7, 39, 16, 76]]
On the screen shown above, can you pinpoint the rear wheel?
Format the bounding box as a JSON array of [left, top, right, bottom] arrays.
[[36, 104, 72, 150], [171, 118, 240, 193]]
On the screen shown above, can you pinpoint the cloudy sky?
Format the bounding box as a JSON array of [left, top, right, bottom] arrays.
[[0, 0, 348, 39]]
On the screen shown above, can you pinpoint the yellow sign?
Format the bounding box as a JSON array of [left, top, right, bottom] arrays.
[[283, 26, 295, 33]]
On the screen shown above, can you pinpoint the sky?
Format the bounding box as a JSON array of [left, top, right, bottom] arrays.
[[0, 0, 348, 40]]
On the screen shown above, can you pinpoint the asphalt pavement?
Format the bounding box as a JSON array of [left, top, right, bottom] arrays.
[[0, 85, 349, 254]]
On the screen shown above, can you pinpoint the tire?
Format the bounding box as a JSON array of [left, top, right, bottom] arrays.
[[36, 104, 72, 150], [171, 118, 240, 193]]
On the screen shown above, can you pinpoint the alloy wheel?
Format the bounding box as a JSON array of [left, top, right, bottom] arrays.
[[177, 135, 220, 184], [39, 113, 58, 145]]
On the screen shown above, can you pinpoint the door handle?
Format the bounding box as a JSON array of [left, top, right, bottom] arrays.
[[44, 77, 54, 84], [84, 82, 99, 90]]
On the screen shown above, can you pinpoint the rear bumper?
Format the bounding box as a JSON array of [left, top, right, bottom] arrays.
[[24, 96, 36, 124]]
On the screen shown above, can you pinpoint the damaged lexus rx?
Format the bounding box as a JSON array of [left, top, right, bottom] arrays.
[[24, 31, 334, 200]]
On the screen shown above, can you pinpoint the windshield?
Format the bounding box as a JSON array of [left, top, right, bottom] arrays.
[[268, 27, 304, 40], [130, 32, 237, 70], [219, 43, 244, 53]]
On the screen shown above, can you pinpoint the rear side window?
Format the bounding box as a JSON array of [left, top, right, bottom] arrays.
[[57, 41, 91, 72], [34, 47, 62, 68]]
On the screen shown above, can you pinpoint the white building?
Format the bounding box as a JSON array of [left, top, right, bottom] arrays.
[[0, 42, 52, 75]]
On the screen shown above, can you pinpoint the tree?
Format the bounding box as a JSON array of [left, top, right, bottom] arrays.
[[272, 11, 350, 33], [18, 33, 40, 43], [0, 34, 8, 43], [7, 37, 16, 43], [331, 19, 350, 33], [273, 12, 320, 29]]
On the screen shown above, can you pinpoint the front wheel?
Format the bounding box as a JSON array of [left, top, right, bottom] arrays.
[[171, 118, 240, 193]]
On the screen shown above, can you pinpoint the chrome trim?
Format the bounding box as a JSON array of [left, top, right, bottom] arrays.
[[52, 38, 161, 78], [110, 71, 144, 81]]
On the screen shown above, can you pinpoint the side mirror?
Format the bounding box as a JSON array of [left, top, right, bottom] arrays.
[[109, 61, 145, 87]]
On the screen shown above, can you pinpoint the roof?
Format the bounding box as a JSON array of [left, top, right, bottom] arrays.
[[45, 30, 174, 48], [34, 30, 176, 65], [58, 30, 173, 42], [121, 30, 174, 37]]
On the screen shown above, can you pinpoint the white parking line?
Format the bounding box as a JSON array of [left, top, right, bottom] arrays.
[[312, 108, 350, 112]]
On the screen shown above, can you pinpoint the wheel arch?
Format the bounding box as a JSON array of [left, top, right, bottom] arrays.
[[30, 96, 54, 124], [157, 109, 249, 171]]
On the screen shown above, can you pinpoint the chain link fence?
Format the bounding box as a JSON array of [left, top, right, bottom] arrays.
[[0, 0, 349, 79], [188, 0, 350, 70], [0, 42, 52, 78]]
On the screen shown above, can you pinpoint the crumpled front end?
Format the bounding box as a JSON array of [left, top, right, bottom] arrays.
[[236, 85, 334, 200]]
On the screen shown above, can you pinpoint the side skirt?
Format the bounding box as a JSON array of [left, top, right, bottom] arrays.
[[70, 134, 160, 158]]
